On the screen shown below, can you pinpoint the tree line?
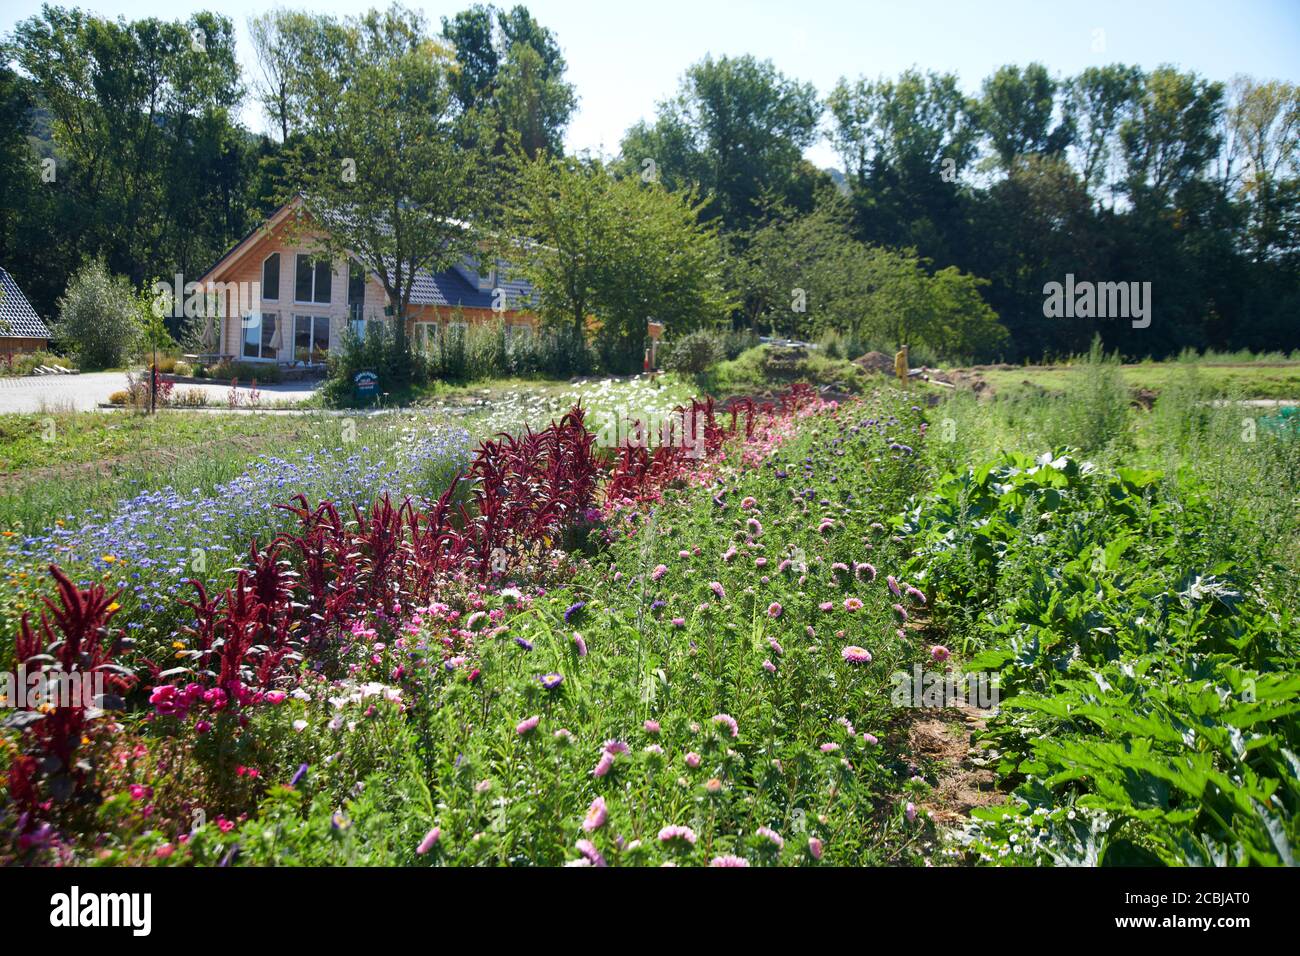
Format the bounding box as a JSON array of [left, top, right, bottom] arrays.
[[1, 3, 1295, 373]]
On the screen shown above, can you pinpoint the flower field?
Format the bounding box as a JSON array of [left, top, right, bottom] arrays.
[[2, 370, 1297, 867]]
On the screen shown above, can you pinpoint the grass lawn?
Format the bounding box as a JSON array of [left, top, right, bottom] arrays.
[[974, 360, 1300, 400]]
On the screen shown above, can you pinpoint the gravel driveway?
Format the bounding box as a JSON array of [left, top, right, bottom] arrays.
[[0, 372, 321, 413]]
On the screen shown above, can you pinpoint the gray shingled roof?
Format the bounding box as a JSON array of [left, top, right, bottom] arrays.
[[404, 267, 536, 310], [0, 267, 50, 339]]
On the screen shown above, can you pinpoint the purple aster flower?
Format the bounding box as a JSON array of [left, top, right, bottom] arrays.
[[539, 672, 564, 690]]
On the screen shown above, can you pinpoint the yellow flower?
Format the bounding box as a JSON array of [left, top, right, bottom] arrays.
[[107, 602, 121, 613], [172, 641, 186, 650], [102, 555, 117, 563]]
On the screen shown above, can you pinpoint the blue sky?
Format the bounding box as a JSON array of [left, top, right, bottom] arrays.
[[4, 0, 1299, 167]]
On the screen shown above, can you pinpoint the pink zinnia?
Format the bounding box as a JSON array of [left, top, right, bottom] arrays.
[[710, 854, 750, 867], [767, 601, 783, 618], [843, 597, 863, 611], [841, 645, 872, 664], [583, 796, 608, 832], [712, 713, 739, 737], [516, 715, 541, 735], [417, 827, 441, 854], [658, 825, 697, 845]]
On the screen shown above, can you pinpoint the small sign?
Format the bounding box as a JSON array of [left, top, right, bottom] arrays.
[[354, 370, 379, 402]]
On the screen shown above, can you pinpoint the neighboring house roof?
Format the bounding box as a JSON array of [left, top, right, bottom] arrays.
[[0, 267, 51, 339]]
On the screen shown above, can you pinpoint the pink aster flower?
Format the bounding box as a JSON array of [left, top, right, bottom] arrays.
[[756, 826, 784, 849], [906, 802, 918, 823], [893, 603, 908, 622], [592, 753, 614, 777], [862, 732, 879, 746], [576, 838, 607, 867], [808, 837, 824, 860], [820, 742, 840, 752], [572, 632, 588, 657], [658, 825, 697, 845], [905, 585, 927, 605], [671, 617, 686, 628], [417, 827, 441, 854], [843, 597, 863, 611], [767, 601, 783, 618], [644, 719, 661, 734], [740, 496, 757, 510], [767, 637, 784, 656], [856, 562, 877, 581], [583, 796, 608, 832], [841, 645, 873, 664], [819, 601, 835, 612], [603, 739, 630, 756], [684, 751, 701, 769], [712, 713, 739, 738], [709, 854, 750, 867], [887, 575, 901, 598], [762, 659, 777, 673], [516, 715, 541, 735], [651, 564, 668, 581], [930, 645, 951, 663], [708, 581, 726, 600]]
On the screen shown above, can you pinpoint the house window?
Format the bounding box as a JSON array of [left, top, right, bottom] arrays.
[[295, 254, 332, 304], [243, 312, 279, 360], [348, 262, 366, 322], [507, 322, 532, 345], [413, 322, 439, 353], [262, 253, 280, 301], [294, 314, 331, 364]]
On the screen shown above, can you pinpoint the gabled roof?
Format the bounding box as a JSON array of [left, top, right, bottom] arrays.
[[200, 196, 537, 310], [0, 267, 51, 339]]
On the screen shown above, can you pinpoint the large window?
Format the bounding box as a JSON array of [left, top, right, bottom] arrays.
[[262, 253, 280, 301], [295, 254, 332, 304], [242, 312, 279, 360], [348, 262, 366, 322], [294, 315, 331, 364]]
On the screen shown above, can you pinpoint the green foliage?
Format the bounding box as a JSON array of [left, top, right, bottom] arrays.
[[51, 260, 144, 370], [660, 329, 726, 376]]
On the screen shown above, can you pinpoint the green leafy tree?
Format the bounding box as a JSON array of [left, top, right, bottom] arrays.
[[620, 55, 822, 231], [53, 260, 143, 369], [281, 4, 503, 385], [977, 63, 1071, 172]]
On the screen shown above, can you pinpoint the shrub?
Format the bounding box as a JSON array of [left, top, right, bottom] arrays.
[[661, 330, 725, 376], [209, 359, 282, 384], [0, 351, 76, 377], [52, 261, 145, 371]]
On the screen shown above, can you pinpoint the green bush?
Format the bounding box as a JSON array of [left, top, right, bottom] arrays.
[[52, 260, 144, 370], [209, 359, 283, 384], [661, 329, 725, 376]]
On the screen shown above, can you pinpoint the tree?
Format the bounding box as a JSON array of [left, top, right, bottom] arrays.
[[1120, 66, 1224, 210], [440, 4, 575, 158], [977, 63, 1070, 172], [281, 4, 503, 385], [53, 260, 143, 369], [620, 55, 822, 232], [503, 155, 731, 372], [1063, 65, 1142, 205]]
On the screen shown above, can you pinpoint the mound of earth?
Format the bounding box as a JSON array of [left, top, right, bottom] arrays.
[[854, 350, 896, 375]]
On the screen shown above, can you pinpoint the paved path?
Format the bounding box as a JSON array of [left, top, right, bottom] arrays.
[[0, 372, 320, 413]]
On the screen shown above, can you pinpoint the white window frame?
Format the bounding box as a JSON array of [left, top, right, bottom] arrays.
[[413, 321, 440, 353]]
